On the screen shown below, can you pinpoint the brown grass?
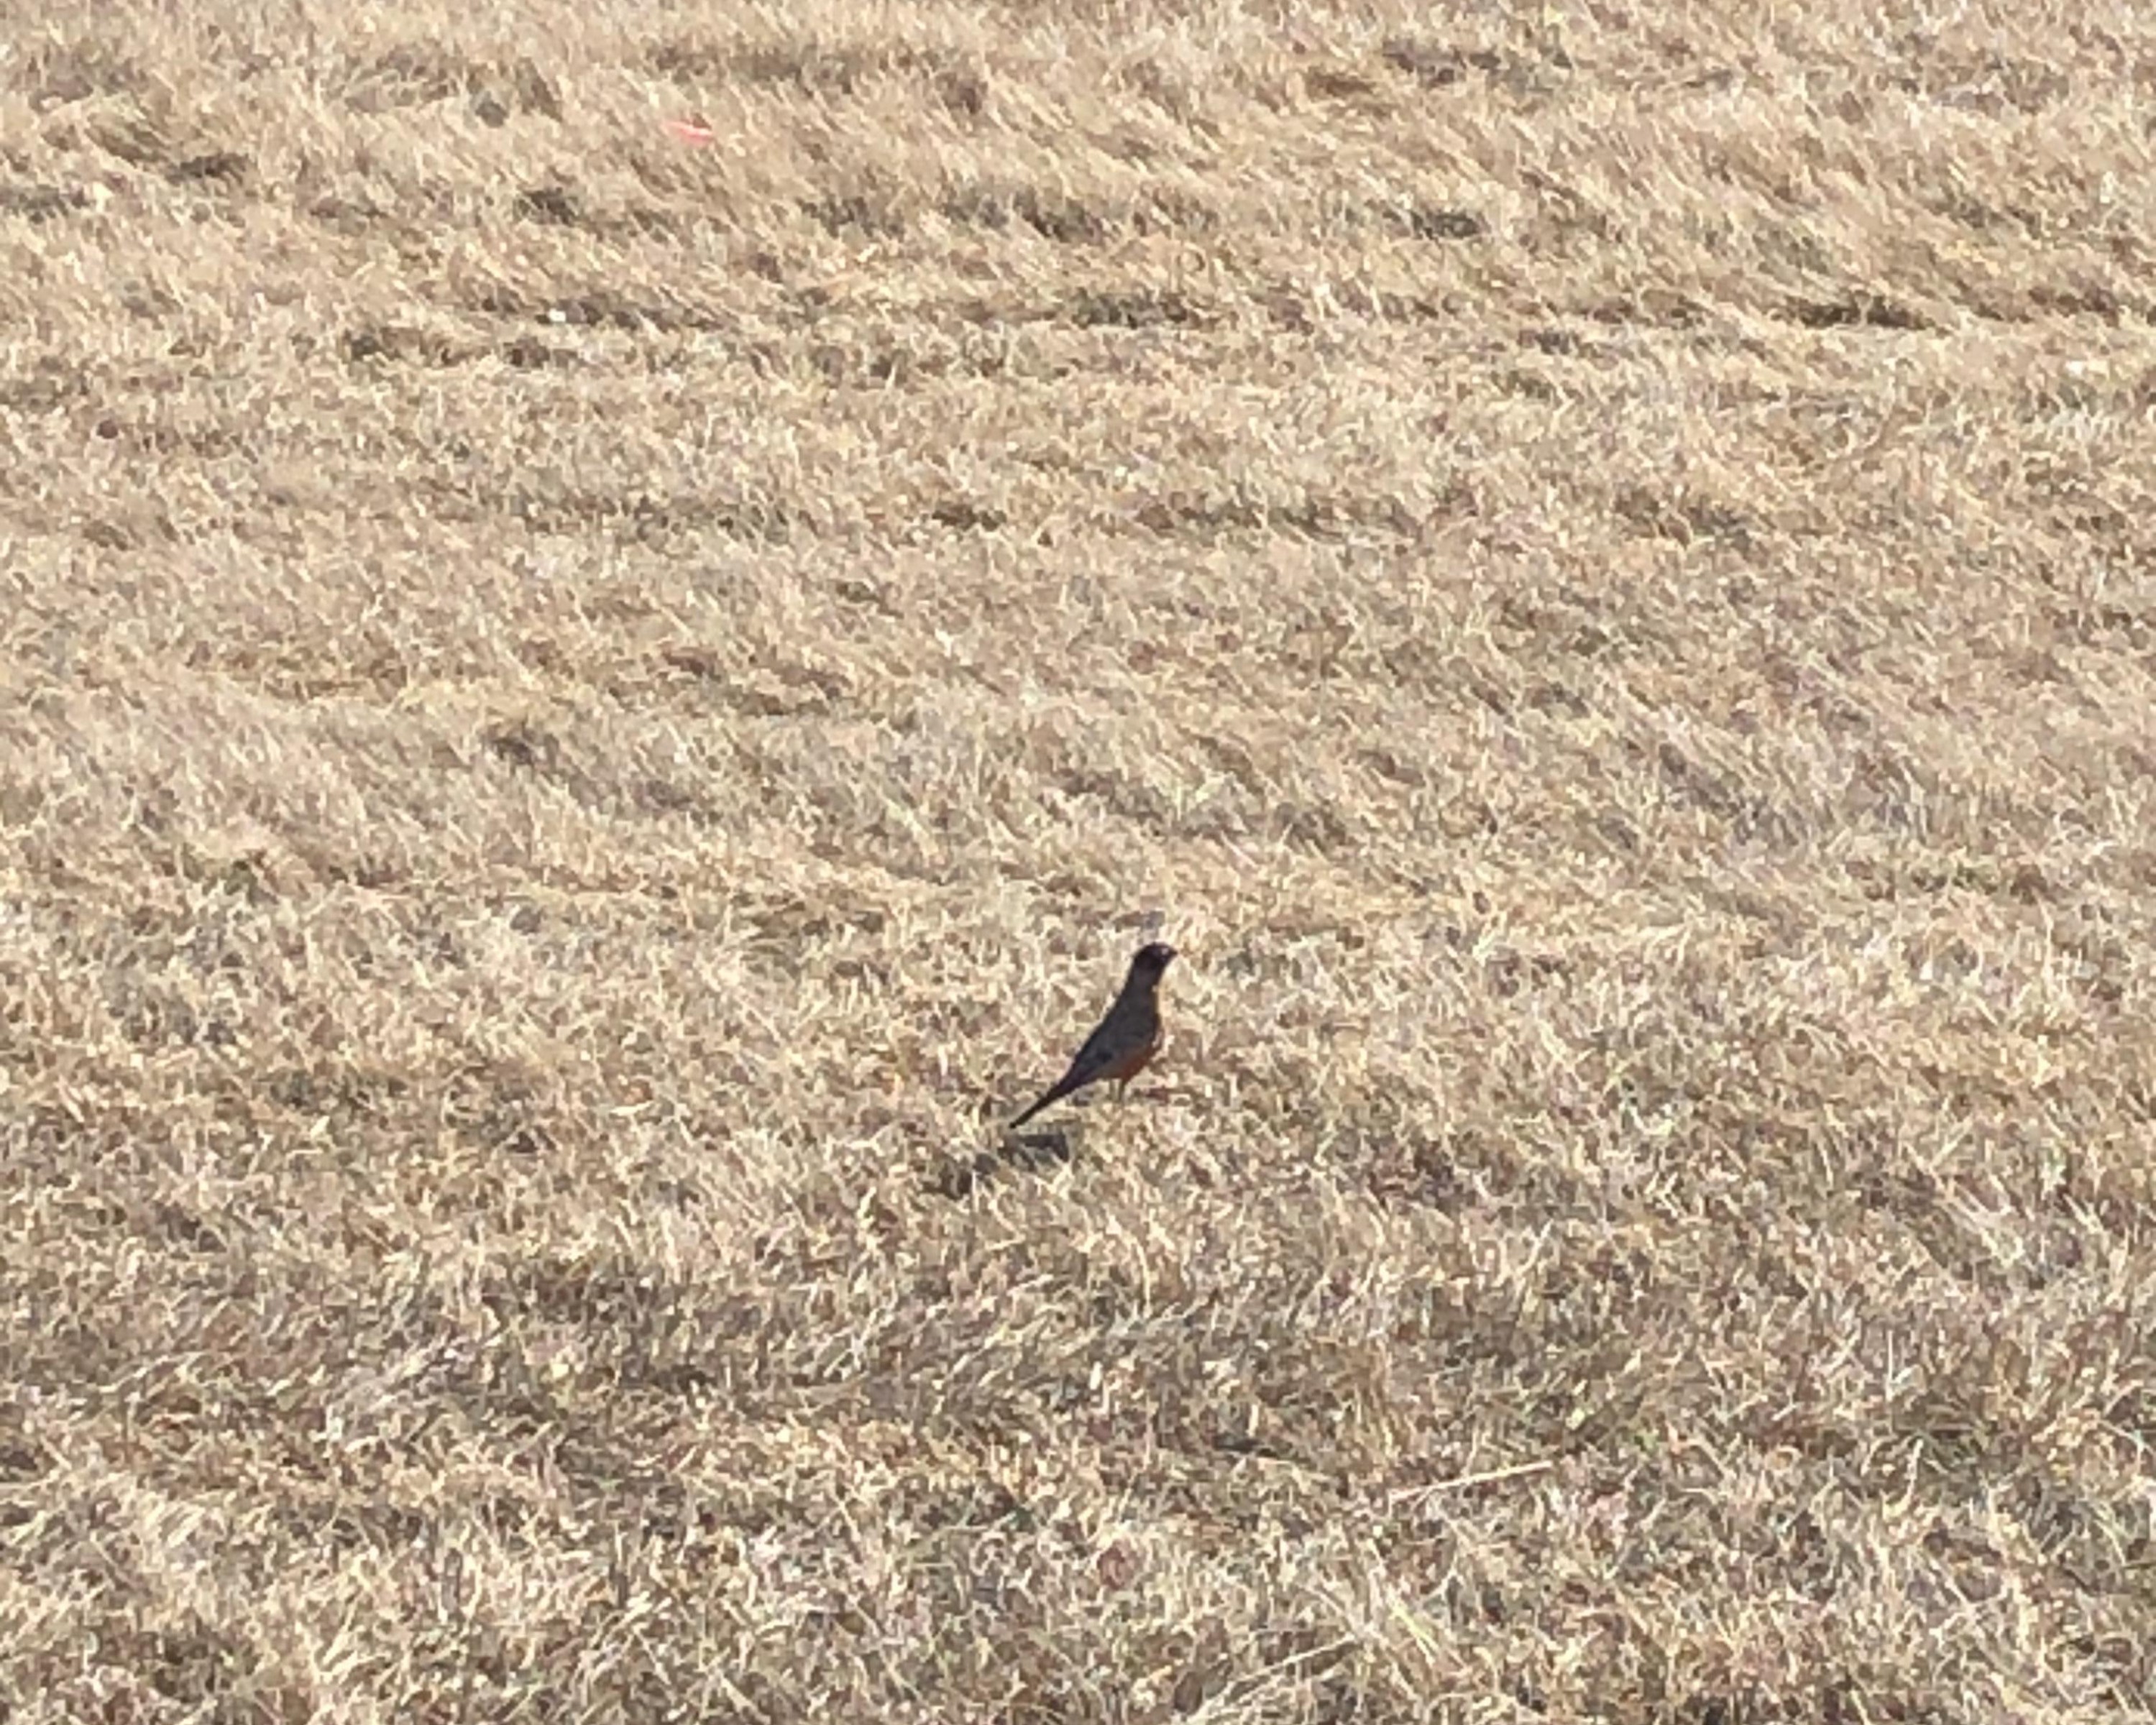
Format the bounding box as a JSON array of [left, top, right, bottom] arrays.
[[4, 0, 2156, 1718]]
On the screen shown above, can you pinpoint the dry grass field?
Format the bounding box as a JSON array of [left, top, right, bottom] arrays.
[[4, 0, 2156, 1718]]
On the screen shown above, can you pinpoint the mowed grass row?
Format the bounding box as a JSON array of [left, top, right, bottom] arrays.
[[2, 2, 2155, 1719]]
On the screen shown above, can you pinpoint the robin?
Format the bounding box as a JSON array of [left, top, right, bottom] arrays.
[[1009, 942, 1177, 1129]]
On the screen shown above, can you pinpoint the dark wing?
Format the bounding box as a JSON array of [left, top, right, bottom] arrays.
[[1009, 1009, 1125, 1126]]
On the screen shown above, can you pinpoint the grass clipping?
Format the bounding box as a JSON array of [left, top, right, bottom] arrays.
[[3, 1, 2156, 1719]]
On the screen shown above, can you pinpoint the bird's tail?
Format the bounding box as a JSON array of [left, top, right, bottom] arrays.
[[1009, 1082, 1068, 1129]]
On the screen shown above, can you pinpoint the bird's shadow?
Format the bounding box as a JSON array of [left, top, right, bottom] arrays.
[[930, 1125, 1077, 1199]]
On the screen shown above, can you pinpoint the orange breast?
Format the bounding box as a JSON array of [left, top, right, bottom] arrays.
[[1097, 1024, 1161, 1084]]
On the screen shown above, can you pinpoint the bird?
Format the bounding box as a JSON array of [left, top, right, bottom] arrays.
[[1009, 942, 1177, 1129]]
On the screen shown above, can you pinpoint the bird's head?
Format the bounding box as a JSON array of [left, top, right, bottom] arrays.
[[1131, 941, 1177, 977]]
